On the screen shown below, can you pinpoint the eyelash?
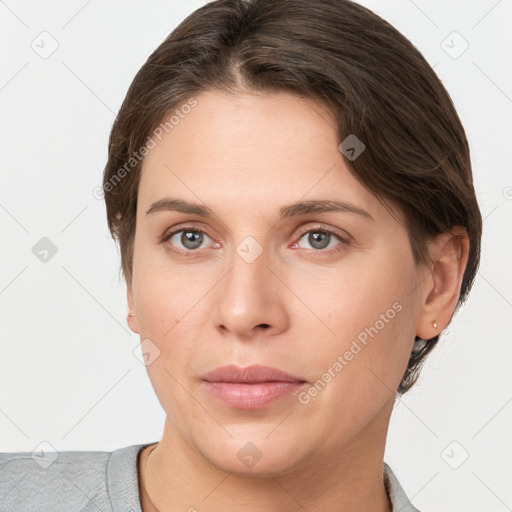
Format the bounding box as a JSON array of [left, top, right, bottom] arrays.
[[160, 223, 350, 258]]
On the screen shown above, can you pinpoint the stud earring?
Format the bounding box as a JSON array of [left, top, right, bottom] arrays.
[[432, 321, 438, 329], [128, 313, 135, 317]]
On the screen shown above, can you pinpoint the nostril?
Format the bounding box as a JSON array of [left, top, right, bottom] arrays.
[[259, 324, 270, 329]]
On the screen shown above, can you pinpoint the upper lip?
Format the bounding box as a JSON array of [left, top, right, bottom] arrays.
[[201, 364, 306, 383]]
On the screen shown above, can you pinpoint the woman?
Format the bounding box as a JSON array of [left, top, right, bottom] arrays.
[[0, 0, 482, 510]]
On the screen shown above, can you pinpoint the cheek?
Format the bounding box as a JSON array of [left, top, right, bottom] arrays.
[[132, 238, 207, 335], [300, 250, 418, 396], [132, 263, 203, 421], [298, 255, 409, 340], [134, 274, 206, 374]]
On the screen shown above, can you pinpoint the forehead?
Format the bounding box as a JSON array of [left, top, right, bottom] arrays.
[[137, 90, 391, 224]]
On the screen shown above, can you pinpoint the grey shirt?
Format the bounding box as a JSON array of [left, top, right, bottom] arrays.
[[0, 444, 420, 511]]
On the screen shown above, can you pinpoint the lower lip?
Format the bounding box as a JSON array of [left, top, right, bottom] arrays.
[[202, 381, 306, 409]]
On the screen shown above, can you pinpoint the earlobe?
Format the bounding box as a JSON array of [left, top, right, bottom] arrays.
[[127, 284, 139, 334], [416, 228, 470, 340]]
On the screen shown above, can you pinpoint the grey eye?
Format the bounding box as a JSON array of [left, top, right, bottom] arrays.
[[297, 231, 341, 250], [170, 230, 211, 250]]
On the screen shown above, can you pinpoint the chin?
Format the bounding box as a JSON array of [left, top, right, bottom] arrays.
[[192, 430, 310, 478]]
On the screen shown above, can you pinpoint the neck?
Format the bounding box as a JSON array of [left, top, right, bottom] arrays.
[[139, 400, 394, 512]]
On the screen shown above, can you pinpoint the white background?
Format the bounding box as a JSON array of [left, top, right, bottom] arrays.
[[1, 1, 511, 511]]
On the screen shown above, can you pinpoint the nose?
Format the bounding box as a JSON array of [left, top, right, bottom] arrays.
[[210, 242, 290, 341]]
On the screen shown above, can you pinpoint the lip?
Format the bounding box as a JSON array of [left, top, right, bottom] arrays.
[[201, 364, 305, 383], [200, 364, 307, 410]]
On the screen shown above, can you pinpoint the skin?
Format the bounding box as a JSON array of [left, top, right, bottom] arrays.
[[126, 90, 469, 512]]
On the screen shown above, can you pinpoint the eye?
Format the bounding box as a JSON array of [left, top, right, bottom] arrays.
[[162, 226, 218, 255], [294, 226, 349, 253]]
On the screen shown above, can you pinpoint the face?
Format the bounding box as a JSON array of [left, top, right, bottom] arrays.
[[127, 90, 428, 476]]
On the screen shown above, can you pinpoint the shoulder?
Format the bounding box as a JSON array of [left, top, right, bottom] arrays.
[[0, 444, 147, 512], [384, 462, 422, 512]]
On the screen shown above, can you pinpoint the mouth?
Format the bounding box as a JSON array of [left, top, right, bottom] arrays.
[[200, 364, 307, 410]]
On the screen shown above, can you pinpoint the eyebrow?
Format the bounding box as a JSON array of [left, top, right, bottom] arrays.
[[145, 197, 374, 222]]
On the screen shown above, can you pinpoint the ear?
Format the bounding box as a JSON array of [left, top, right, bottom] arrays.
[[416, 227, 470, 340], [127, 282, 139, 334]]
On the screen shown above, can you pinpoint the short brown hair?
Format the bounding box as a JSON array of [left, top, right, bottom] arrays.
[[103, 0, 482, 394]]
